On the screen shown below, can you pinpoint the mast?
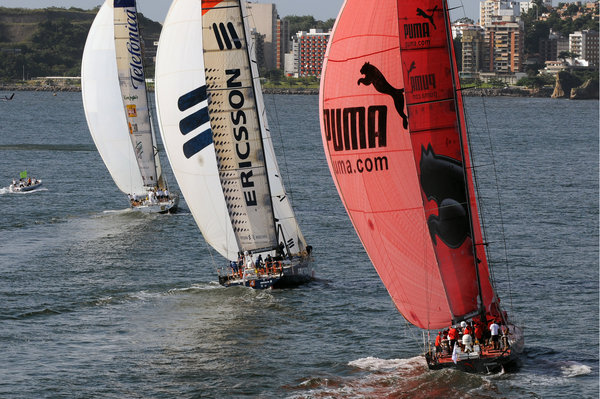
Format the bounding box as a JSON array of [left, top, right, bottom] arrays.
[[202, 0, 279, 253], [240, 0, 279, 252], [441, 0, 487, 323]]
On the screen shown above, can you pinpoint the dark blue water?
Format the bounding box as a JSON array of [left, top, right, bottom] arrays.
[[0, 91, 597, 398]]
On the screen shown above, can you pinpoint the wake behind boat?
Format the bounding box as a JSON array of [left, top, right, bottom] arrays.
[[81, 0, 178, 214], [155, 0, 313, 289], [320, 0, 523, 372]]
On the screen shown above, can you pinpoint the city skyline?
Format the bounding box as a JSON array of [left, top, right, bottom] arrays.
[[0, 0, 494, 24]]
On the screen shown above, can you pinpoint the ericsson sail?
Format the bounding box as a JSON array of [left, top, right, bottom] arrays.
[[202, 0, 278, 252], [156, 0, 313, 289]]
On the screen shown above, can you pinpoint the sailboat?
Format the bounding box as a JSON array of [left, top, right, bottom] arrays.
[[319, 0, 523, 372], [154, 0, 313, 289], [81, 0, 178, 214]]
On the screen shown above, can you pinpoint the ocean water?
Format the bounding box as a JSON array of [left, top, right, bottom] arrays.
[[0, 91, 597, 398]]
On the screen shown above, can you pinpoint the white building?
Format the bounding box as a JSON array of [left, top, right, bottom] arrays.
[[569, 30, 599, 67], [288, 29, 330, 77], [520, 0, 552, 14], [480, 0, 521, 26]]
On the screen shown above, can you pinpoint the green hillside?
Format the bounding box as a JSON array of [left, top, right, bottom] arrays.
[[0, 6, 162, 82]]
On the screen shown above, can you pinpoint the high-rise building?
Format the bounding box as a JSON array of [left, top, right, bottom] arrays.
[[479, 0, 523, 73], [570, 30, 599, 67], [539, 35, 558, 62], [277, 18, 291, 70], [484, 20, 524, 73], [461, 25, 486, 76], [480, 0, 520, 26], [246, 2, 278, 70], [288, 29, 330, 77], [480, 0, 499, 26]]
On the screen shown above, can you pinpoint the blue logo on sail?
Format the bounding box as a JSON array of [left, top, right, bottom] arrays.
[[178, 85, 213, 159]]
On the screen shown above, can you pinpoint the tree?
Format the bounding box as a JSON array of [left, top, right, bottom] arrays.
[[516, 74, 554, 88], [565, 3, 580, 16], [454, 17, 474, 24], [558, 50, 579, 60], [284, 15, 334, 36], [488, 78, 506, 88]]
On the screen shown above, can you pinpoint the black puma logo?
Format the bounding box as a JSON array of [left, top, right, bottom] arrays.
[[357, 62, 408, 129], [416, 6, 437, 30], [419, 144, 470, 249]]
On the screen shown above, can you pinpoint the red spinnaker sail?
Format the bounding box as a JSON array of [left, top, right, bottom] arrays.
[[320, 0, 496, 329]]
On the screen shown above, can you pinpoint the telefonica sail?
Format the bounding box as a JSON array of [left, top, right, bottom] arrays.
[[82, 0, 178, 213]]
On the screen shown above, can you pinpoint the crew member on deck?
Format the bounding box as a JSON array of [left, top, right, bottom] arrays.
[[435, 331, 442, 357], [474, 322, 483, 345], [448, 326, 458, 349], [462, 330, 473, 353], [490, 320, 500, 350]]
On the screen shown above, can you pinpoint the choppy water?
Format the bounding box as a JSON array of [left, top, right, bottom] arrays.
[[0, 91, 597, 398]]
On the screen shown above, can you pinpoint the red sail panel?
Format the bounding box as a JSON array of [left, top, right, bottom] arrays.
[[396, 0, 496, 319], [447, 9, 497, 314], [320, 0, 453, 329]]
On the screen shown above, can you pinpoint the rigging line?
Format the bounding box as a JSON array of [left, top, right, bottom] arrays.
[[203, 235, 220, 277], [268, 92, 298, 215], [404, 318, 425, 353], [465, 102, 497, 297], [480, 95, 514, 314], [471, 98, 498, 285]]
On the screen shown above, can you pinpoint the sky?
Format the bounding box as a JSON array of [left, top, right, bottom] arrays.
[[0, 0, 486, 23]]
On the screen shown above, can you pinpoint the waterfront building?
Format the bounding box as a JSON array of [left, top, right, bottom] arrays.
[[484, 20, 524, 73], [290, 29, 330, 77], [247, 2, 278, 70], [569, 30, 599, 67], [460, 25, 486, 78], [480, 0, 520, 26]]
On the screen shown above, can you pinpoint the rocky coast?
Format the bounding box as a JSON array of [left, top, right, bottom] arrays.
[[1, 77, 597, 99]]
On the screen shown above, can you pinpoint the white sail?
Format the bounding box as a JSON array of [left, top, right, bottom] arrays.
[[244, 3, 307, 255], [113, 0, 158, 187], [82, 0, 145, 196], [155, 0, 239, 260], [155, 0, 307, 261]]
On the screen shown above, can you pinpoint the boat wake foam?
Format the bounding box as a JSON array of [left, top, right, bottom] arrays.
[[102, 208, 134, 215], [348, 356, 426, 372], [1, 186, 47, 194], [561, 361, 592, 378], [287, 356, 430, 398]]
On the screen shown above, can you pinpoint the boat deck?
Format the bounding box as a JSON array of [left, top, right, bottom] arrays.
[[434, 346, 512, 366]]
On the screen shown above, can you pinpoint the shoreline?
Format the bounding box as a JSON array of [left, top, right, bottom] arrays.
[[0, 84, 592, 99]]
